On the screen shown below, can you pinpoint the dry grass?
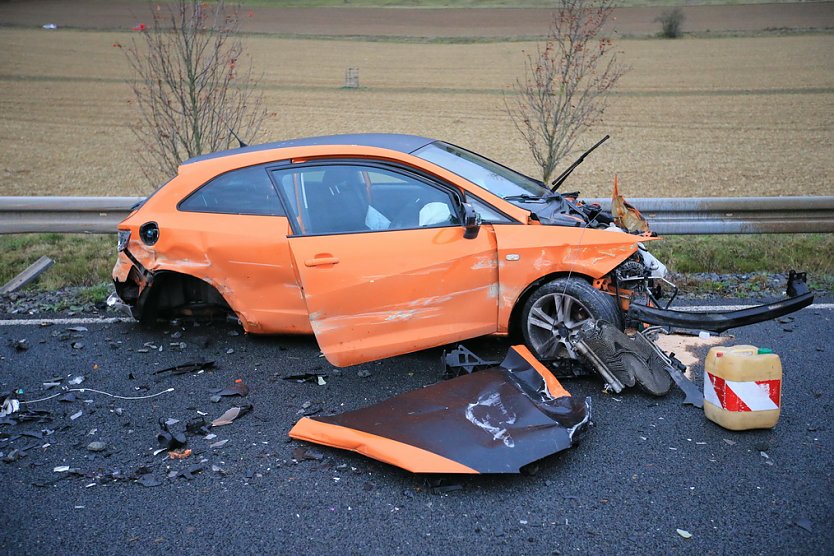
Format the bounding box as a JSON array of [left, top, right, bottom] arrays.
[[0, 29, 832, 198]]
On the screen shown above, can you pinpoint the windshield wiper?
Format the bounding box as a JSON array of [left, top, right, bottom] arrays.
[[503, 194, 545, 202], [550, 135, 609, 191]]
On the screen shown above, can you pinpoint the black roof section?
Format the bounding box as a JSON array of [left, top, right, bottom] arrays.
[[182, 133, 437, 165]]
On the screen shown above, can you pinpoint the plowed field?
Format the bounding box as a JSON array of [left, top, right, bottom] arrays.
[[0, 27, 832, 197]]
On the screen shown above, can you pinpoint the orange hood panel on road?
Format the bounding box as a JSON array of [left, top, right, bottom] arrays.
[[289, 346, 591, 474]]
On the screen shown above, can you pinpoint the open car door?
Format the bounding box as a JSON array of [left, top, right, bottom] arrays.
[[274, 162, 499, 367]]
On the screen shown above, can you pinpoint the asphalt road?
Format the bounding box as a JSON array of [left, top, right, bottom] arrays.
[[0, 301, 832, 555]]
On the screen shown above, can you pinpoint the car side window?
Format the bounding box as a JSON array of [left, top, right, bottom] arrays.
[[179, 165, 285, 216], [271, 164, 460, 235], [466, 195, 514, 224]]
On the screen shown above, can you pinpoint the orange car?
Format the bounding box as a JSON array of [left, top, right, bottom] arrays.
[[112, 134, 812, 367]]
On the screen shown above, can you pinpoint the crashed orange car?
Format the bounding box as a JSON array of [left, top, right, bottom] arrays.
[[112, 134, 812, 367]]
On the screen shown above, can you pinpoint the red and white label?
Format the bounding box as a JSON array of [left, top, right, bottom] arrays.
[[704, 373, 781, 412]]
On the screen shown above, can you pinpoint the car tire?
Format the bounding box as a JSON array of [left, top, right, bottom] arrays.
[[521, 277, 622, 361]]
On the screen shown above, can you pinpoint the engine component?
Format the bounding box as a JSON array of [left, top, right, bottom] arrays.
[[572, 320, 672, 396]]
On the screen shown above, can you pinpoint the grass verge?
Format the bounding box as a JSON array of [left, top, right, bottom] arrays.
[[0, 234, 115, 303], [0, 232, 831, 299]]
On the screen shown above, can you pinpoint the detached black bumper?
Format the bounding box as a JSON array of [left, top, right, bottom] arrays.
[[627, 270, 814, 333]]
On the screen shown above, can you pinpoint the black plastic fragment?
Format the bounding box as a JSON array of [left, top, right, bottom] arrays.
[[153, 360, 216, 376], [137, 474, 162, 487], [157, 418, 187, 450], [443, 344, 499, 378], [283, 373, 328, 383]]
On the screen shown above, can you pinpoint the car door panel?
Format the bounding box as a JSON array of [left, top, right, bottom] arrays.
[[288, 225, 499, 367]]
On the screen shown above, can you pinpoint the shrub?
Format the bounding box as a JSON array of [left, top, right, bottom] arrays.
[[655, 7, 685, 39]]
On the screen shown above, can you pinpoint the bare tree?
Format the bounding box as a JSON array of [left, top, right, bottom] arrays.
[[506, 0, 625, 186], [124, 0, 266, 185]]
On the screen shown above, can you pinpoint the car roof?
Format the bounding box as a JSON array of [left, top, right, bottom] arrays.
[[182, 133, 437, 165]]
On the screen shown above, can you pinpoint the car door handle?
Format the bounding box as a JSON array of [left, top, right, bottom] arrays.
[[304, 256, 340, 267]]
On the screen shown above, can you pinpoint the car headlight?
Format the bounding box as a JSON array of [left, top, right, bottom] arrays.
[[117, 230, 131, 252]]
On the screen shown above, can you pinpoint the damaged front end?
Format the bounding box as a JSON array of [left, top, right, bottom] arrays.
[[289, 345, 590, 474], [518, 191, 814, 335], [502, 137, 814, 336]]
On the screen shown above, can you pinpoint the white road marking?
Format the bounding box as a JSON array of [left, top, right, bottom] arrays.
[[676, 303, 834, 312], [0, 317, 133, 326], [0, 303, 831, 327]]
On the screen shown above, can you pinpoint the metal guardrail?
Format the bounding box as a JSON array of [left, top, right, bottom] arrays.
[[0, 197, 144, 234], [0, 196, 832, 235]]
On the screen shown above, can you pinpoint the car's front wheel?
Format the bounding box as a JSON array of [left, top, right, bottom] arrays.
[[521, 277, 622, 361]]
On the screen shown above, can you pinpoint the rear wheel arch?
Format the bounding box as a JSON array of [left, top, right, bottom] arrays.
[[134, 270, 233, 325]]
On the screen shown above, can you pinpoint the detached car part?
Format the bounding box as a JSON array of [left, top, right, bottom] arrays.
[[627, 271, 813, 333], [289, 345, 590, 474], [572, 320, 672, 396]]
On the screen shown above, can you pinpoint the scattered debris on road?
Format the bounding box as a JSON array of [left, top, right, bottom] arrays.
[[211, 404, 253, 427]]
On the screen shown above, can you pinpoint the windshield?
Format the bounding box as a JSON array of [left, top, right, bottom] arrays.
[[413, 142, 551, 200]]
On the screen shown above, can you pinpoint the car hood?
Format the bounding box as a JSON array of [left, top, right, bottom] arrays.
[[509, 194, 613, 229]]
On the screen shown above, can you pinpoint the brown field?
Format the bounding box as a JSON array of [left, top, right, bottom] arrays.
[[2, 2, 833, 38], [0, 27, 832, 198]]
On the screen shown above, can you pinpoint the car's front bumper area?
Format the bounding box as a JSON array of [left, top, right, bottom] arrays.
[[627, 270, 814, 333]]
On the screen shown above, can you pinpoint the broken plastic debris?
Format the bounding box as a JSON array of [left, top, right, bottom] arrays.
[[293, 446, 324, 461], [210, 439, 229, 449], [283, 373, 328, 384], [69, 410, 83, 420], [215, 381, 249, 397], [86, 441, 106, 452], [153, 360, 215, 376], [68, 376, 85, 385], [168, 448, 192, 459], [157, 418, 186, 450], [211, 404, 252, 427], [177, 464, 204, 480], [0, 398, 20, 417], [53, 466, 70, 472], [676, 529, 693, 539], [290, 345, 590, 474], [11, 339, 29, 351], [185, 416, 208, 435], [137, 474, 162, 487], [443, 344, 499, 377], [426, 477, 464, 494], [42, 23, 58, 30], [794, 518, 812, 533]]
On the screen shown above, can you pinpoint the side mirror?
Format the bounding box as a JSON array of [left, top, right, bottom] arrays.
[[462, 203, 482, 239]]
